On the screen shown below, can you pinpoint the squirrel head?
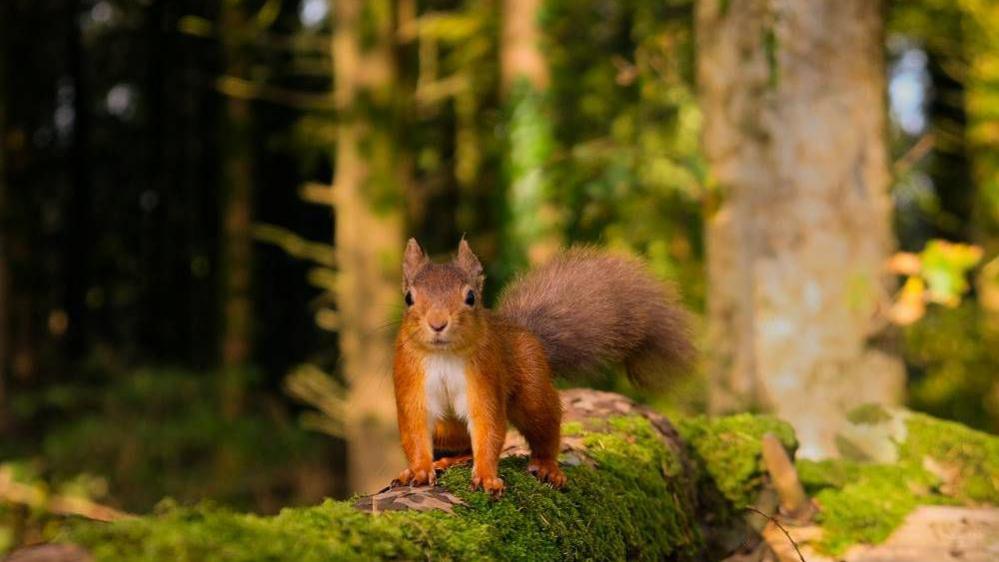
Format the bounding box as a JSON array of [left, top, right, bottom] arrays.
[[399, 238, 486, 353]]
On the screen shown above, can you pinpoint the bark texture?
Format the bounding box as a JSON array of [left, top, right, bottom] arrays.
[[697, 0, 904, 458], [332, 0, 407, 494], [0, 33, 7, 431], [961, 2, 999, 346]]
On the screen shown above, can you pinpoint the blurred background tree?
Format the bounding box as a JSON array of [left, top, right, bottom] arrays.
[[329, 0, 407, 494], [698, 0, 904, 458], [0, 0, 997, 552]]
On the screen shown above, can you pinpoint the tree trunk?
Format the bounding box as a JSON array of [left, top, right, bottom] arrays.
[[501, 0, 560, 268], [332, 0, 407, 494], [218, 0, 254, 419], [961, 2, 999, 344], [964, 1, 999, 258], [0, 31, 7, 432], [697, 0, 904, 458]]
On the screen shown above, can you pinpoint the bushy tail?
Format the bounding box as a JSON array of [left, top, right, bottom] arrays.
[[496, 247, 695, 388]]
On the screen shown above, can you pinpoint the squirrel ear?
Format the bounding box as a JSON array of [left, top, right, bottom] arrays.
[[403, 238, 428, 288], [456, 238, 484, 290]]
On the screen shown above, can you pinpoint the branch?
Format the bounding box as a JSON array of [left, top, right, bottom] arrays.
[[215, 76, 335, 110], [0, 467, 131, 523], [252, 223, 336, 267]]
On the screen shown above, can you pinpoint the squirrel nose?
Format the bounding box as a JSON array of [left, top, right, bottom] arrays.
[[429, 320, 448, 333]]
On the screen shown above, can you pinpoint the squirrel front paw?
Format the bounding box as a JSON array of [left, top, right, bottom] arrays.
[[391, 463, 436, 488], [470, 469, 505, 498]]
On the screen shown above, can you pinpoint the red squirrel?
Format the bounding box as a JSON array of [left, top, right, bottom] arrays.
[[391, 239, 694, 496]]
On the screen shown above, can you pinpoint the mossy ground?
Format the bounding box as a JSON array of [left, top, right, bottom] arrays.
[[797, 409, 999, 555]]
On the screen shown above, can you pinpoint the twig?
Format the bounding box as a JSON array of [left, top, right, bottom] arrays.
[[894, 133, 935, 177], [744, 506, 806, 562], [216, 75, 336, 110]]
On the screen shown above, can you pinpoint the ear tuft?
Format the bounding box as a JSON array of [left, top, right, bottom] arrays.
[[456, 238, 484, 290], [403, 238, 429, 288]]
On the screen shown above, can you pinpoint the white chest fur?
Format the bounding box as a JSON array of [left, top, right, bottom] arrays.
[[422, 353, 469, 424]]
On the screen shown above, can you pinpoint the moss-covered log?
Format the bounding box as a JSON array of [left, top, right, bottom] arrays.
[[5, 392, 998, 562]]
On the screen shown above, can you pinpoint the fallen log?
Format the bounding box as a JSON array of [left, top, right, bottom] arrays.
[[4, 391, 997, 562]]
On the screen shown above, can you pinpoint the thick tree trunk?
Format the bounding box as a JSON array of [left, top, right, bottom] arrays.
[[218, 1, 254, 419], [697, 0, 904, 458], [332, 0, 407, 494], [501, 0, 560, 268]]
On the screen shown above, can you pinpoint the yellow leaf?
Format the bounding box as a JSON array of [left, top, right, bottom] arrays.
[[889, 276, 927, 326]]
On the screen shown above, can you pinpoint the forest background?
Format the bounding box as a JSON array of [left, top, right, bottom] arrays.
[[1, 0, 997, 551]]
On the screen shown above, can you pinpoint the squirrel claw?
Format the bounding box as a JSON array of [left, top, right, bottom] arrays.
[[393, 466, 436, 488], [471, 474, 505, 498]]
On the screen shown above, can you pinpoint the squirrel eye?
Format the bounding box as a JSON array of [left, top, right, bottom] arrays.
[[405, 290, 414, 307], [464, 290, 475, 307]]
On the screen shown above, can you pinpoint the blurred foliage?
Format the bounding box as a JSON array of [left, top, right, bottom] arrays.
[[888, 0, 999, 434], [0, 460, 123, 555], [904, 304, 999, 434], [0, 367, 336, 555], [543, 0, 705, 309], [3, 369, 333, 515], [283, 363, 346, 438], [888, 240, 983, 325]]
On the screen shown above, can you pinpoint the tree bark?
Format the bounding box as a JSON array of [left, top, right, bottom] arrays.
[[964, 1, 999, 259], [0, 27, 7, 432], [218, 0, 254, 419], [501, 0, 560, 268], [697, 0, 904, 458], [332, 0, 407, 494]]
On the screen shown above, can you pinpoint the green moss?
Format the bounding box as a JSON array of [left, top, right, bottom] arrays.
[[677, 414, 797, 509], [65, 415, 704, 561], [900, 413, 999, 503], [797, 409, 999, 555], [762, 26, 779, 89], [560, 421, 584, 437], [797, 460, 939, 555], [846, 403, 893, 425]]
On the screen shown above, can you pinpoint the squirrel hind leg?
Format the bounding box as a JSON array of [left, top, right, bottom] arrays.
[[433, 451, 472, 472], [431, 420, 473, 473], [432, 418, 471, 453], [509, 388, 566, 488]]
